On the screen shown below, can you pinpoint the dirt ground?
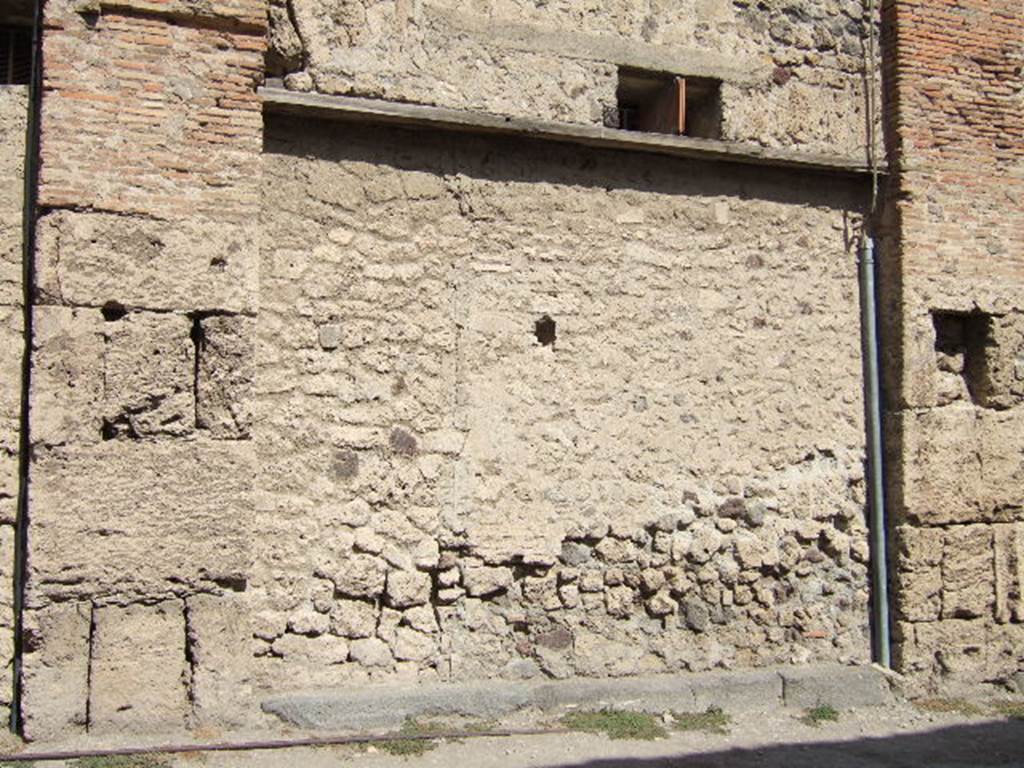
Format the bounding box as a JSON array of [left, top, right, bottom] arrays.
[[6, 697, 1023, 768]]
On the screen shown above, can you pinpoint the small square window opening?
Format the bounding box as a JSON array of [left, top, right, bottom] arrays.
[[0, 26, 32, 86], [612, 68, 722, 139]]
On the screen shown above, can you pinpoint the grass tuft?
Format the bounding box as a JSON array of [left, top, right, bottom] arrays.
[[377, 716, 498, 757], [378, 738, 436, 758], [914, 698, 984, 717], [71, 756, 174, 768], [799, 703, 840, 727], [561, 709, 668, 741], [671, 706, 731, 735]]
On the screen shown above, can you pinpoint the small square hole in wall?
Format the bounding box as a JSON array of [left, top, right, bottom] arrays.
[[0, 26, 32, 85], [535, 315, 556, 347], [610, 68, 722, 139]]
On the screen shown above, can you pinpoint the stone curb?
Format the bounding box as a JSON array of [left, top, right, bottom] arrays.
[[262, 663, 893, 731]]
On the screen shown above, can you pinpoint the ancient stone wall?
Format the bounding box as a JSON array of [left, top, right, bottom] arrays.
[[255, 117, 872, 691], [21, 0, 265, 740], [880, 0, 1024, 691], [268, 0, 877, 156], [0, 84, 28, 730], [11, 0, 892, 742]]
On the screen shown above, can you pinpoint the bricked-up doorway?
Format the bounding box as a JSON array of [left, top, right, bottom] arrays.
[[253, 113, 875, 690]]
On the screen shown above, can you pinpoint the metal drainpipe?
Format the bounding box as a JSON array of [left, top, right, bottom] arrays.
[[859, 235, 891, 668], [11, 0, 44, 733]]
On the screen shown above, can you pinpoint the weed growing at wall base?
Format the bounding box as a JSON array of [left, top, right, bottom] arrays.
[[562, 709, 668, 740], [799, 704, 840, 727]]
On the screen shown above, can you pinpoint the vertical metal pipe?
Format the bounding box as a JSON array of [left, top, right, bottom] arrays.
[[11, 0, 43, 733], [860, 235, 890, 668]]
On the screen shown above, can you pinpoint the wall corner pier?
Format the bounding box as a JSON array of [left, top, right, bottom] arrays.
[[878, 0, 1024, 694], [18, 0, 267, 740]]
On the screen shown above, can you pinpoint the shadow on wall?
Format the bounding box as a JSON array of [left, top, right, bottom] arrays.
[[263, 114, 870, 217], [535, 720, 1024, 768]]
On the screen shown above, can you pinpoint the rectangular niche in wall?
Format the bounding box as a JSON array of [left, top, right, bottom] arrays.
[[612, 68, 722, 139], [932, 309, 994, 407]]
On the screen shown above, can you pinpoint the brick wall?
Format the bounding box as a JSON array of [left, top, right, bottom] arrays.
[[880, 0, 1024, 691], [21, 0, 266, 739]]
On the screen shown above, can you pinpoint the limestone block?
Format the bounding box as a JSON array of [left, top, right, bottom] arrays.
[[891, 406, 983, 525], [349, 637, 393, 667], [330, 554, 387, 599], [29, 441, 253, 603], [103, 312, 194, 439], [970, 314, 1024, 409], [0, 306, 21, 455], [994, 523, 1024, 624], [0, 527, 14, 702], [270, 633, 349, 665], [90, 601, 189, 735], [288, 609, 329, 636], [402, 605, 439, 633], [331, 600, 377, 639], [35, 211, 258, 314], [29, 306, 104, 447], [386, 570, 431, 608], [392, 627, 436, 662], [0, 87, 26, 308], [20, 603, 90, 741], [897, 525, 944, 569], [976, 409, 1024, 515], [462, 565, 513, 597], [0, 455, 17, 525], [196, 315, 254, 439], [44, 0, 267, 28], [187, 593, 253, 727], [898, 308, 942, 409], [942, 525, 994, 619], [894, 525, 943, 622], [894, 568, 941, 622], [987, 623, 1024, 683], [904, 619, 989, 681], [573, 632, 644, 677]]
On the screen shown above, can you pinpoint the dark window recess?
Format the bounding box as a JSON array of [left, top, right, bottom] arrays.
[[611, 68, 722, 139], [0, 26, 32, 86]]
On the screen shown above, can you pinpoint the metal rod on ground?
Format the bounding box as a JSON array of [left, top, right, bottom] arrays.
[[860, 235, 891, 668], [0, 727, 573, 763]]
